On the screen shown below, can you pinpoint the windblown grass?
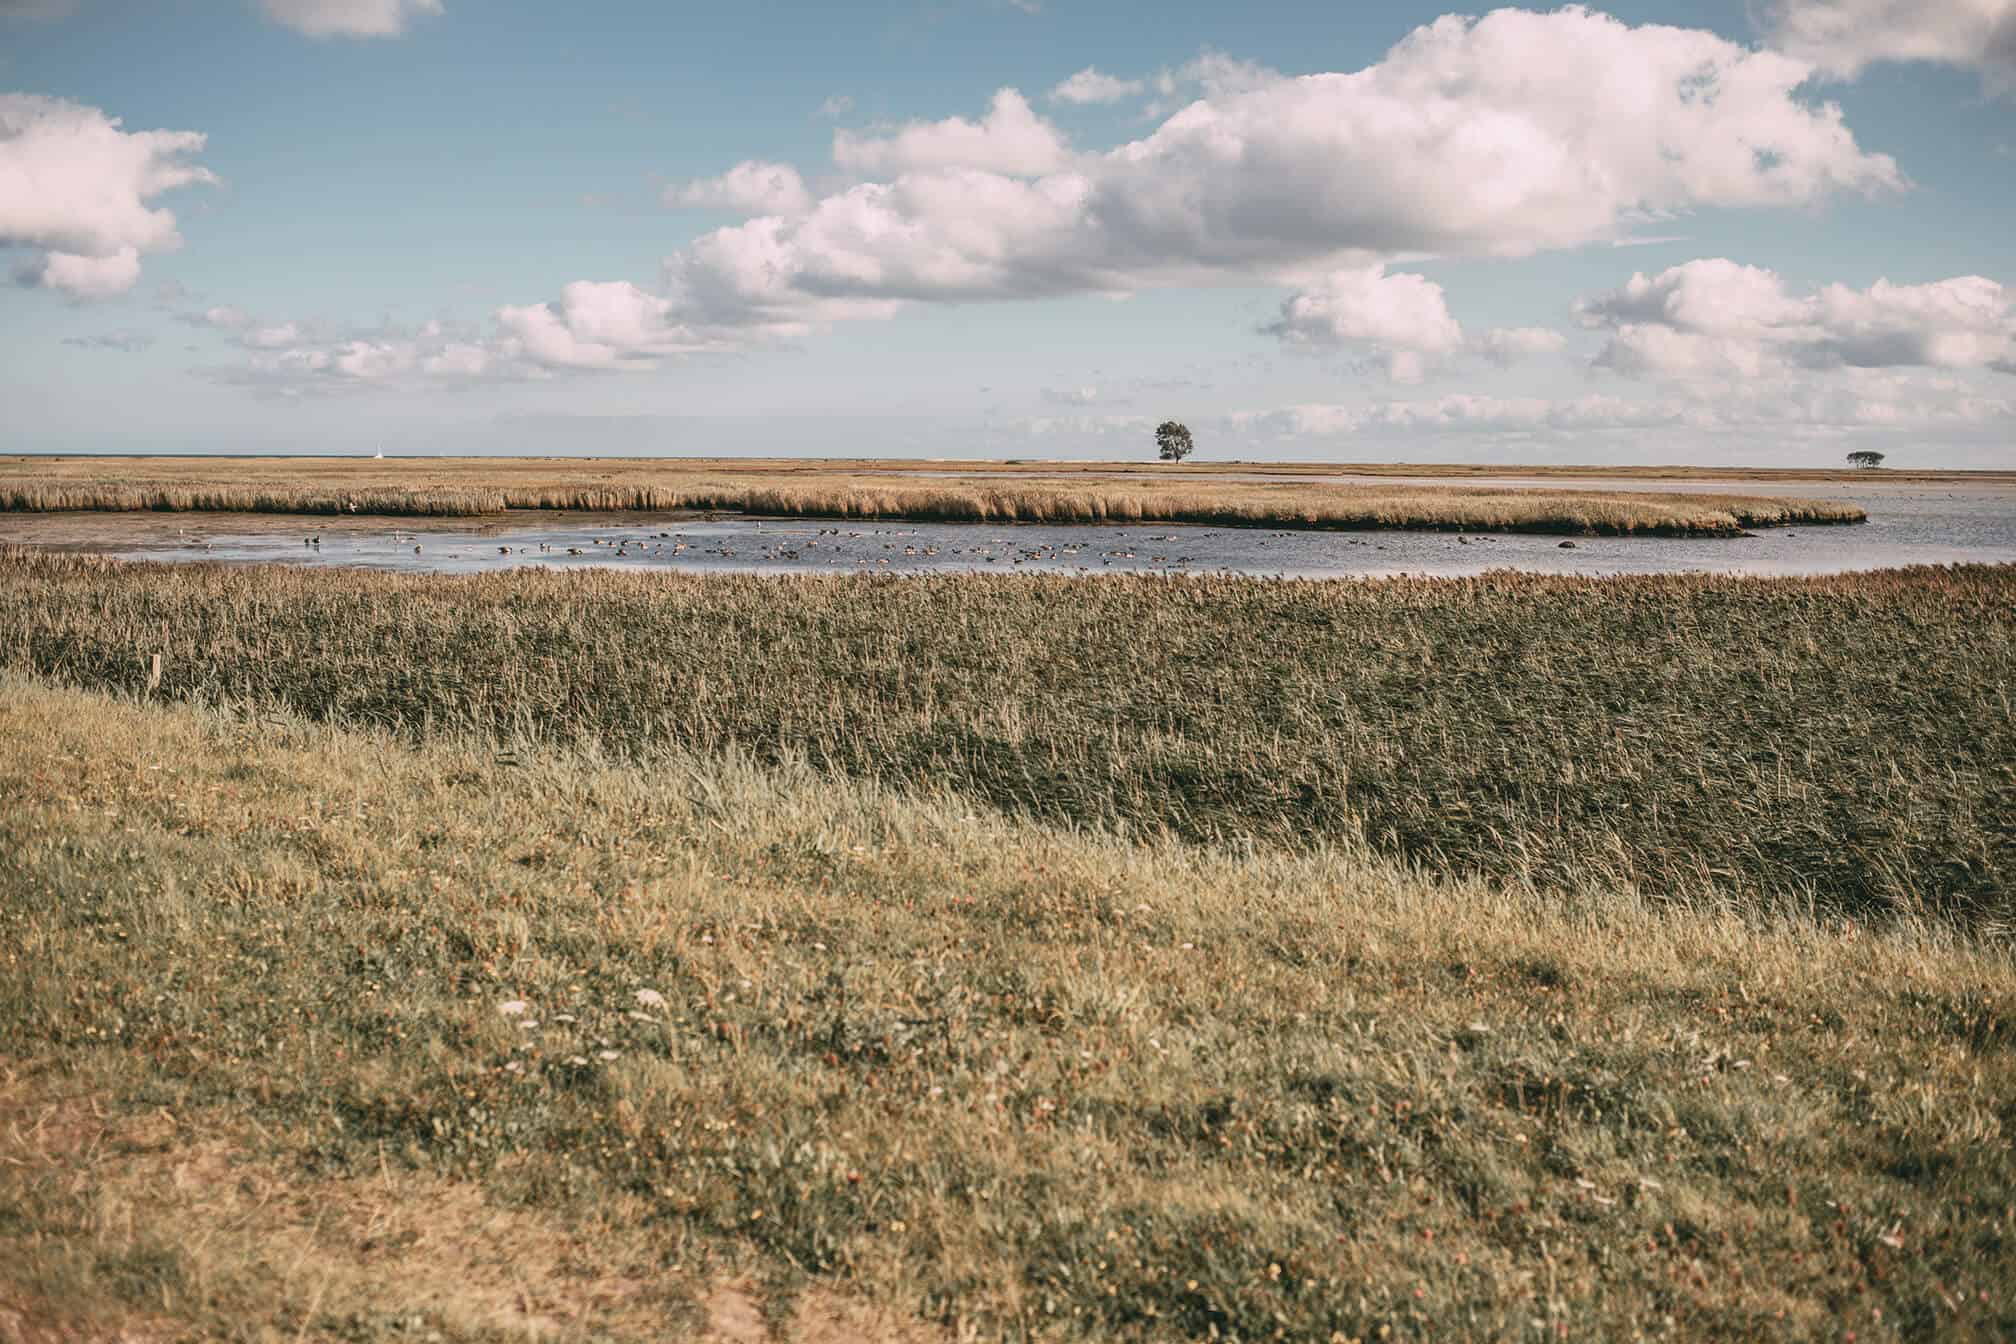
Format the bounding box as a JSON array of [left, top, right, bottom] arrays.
[[0, 457, 1868, 534], [3, 553, 2008, 930], [3, 678, 2013, 1340]]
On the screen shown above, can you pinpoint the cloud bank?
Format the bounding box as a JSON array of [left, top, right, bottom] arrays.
[[656, 6, 1898, 339], [206, 7, 1959, 408]]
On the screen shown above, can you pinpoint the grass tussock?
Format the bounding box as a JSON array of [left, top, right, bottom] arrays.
[[2, 552, 2008, 931], [0, 457, 1868, 534], [3, 678, 2014, 1341]]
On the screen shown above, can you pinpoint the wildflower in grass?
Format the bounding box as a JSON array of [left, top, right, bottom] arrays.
[[498, 999, 529, 1017]]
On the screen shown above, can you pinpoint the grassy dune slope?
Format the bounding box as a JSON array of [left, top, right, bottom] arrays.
[[0, 456, 1868, 534], [4, 556, 2009, 928], [3, 680, 2013, 1341]]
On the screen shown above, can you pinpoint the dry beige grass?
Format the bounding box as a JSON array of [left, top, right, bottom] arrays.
[[0, 1065, 939, 1343], [0, 456, 1870, 533], [3, 677, 2013, 1341]]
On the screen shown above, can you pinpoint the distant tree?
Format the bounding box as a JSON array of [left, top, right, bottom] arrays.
[[1155, 421, 1194, 462], [1847, 450, 1886, 469]]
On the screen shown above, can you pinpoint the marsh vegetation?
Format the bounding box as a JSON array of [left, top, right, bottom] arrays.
[[3, 672, 2013, 1341], [4, 554, 2008, 929], [2, 553, 2012, 1340], [0, 456, 1870, 534]]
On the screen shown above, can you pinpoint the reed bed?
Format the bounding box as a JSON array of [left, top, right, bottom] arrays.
[[0, 459, 1868, 534], [3, 552, 2007, 930], [9, 451, 2011, 486], [0, 482, 510, 516], [3, 678, 2013, 1340]]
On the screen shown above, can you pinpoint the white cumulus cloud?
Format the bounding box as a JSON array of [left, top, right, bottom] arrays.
[[1762, 0, 2016, 94], [1475, 326, 1568, 365], [833, 89, 1071, 177], [1050, 67, 1144, 105], [1264, 266, 1466, 381], [1148, 51, 1282, 106], [201, 311, 513, 391], [203, 283, 744, 390], [259, 0, 443, 39], [669, 161, 813, 217], [496, 280, 717, 370], [659, 8, 1898, 340], [1579, 259, 2016, 378], [19, 246, 140, 298], [1, 94, 215, 299], [1266, 271, 1571, 378]]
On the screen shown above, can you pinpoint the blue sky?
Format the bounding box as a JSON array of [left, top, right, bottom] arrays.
[[3, 0, 2013, 464]]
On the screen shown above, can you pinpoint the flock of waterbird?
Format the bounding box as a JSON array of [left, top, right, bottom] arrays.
[[356, 524, 1430, 572], [146, 518, 1525, 577]]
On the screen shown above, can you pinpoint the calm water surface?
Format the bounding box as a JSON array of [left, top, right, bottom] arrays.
[[7, 480, 2012, 579]]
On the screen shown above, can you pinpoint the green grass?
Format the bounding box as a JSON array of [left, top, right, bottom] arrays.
[[3, 677, 2013, 1341], [2, 554, 2009, 930]]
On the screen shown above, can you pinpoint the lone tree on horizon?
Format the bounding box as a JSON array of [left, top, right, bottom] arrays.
[[1155, 421, 1194, 462], [1847, 450, 1886, 469]]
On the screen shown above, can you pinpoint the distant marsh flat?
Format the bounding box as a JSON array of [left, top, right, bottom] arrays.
[[0, 455, 1870, 535]]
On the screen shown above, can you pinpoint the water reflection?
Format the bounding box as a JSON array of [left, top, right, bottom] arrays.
[[63, 481, 2014, 580]]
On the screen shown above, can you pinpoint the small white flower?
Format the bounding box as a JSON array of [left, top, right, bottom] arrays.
[[498, 1000, 529, 1017], [635, 988, 666, 1009], [598, 1050, 620, 1062], [567, 1054, 589, 1066]]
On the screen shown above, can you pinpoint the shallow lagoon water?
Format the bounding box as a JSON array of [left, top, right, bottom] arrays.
[[6, 480, 2012, 578]]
